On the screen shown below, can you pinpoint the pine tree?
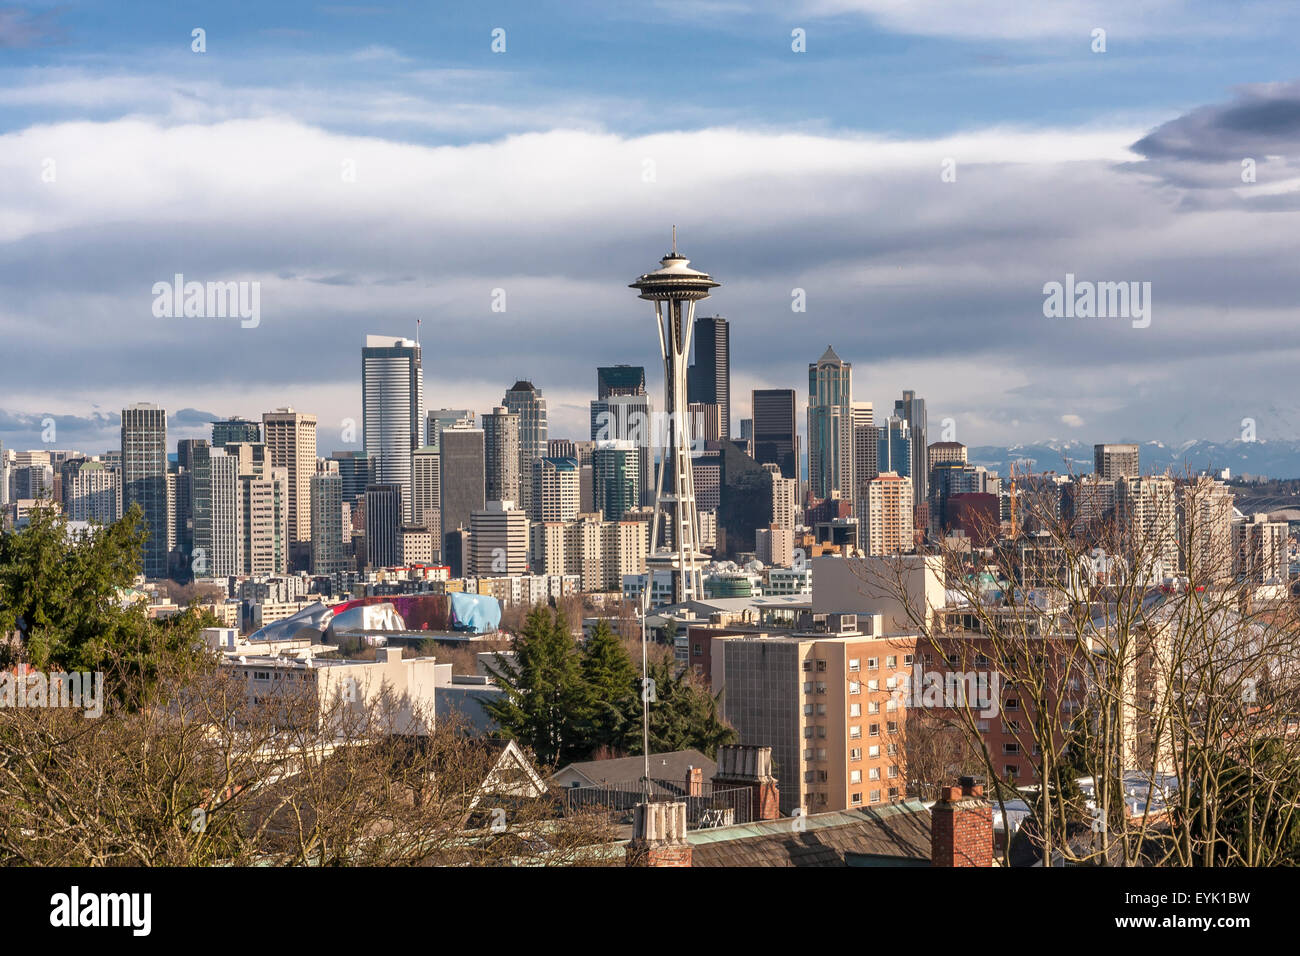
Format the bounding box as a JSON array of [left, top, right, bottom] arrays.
[[484, 606, 593, 766], [639, 657, 737, 759], [579, 618, 639, 755]]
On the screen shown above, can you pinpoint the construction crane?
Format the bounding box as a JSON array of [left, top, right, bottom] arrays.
[[1009, 461, 1022, 538]]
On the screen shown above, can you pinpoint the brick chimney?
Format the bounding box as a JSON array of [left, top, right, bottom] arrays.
[[711, 745, 780, 821], [625, 801, 692, 867], [930, 775, 993, 867], [685, 765, 703, 797]]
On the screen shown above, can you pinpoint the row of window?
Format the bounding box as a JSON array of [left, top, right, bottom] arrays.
[[802, 654, 917, 674]]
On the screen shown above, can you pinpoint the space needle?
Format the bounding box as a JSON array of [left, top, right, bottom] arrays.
[[629, 228, 719, 607]]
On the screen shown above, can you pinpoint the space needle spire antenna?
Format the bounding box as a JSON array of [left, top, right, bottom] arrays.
[[629, 230, 720, 795]]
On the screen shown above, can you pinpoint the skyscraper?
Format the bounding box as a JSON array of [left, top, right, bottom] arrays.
[[687, 315, 730, 439], [426, 409, 475, 451], [310, 464, 348, 576], [362, 335, 424, 523], [532, 456, 581, 523], [1095, 443, 1140, 480], [364, 483, 403, 569], [262, 407, 317, 546], [752, 388, 799, 488], [60, 457, 120, 525], [503, 381, 547, 514], [807, 347, 853, 502], [893, 390, 927, 508], [593, 440, 639, 521], [439, 426, 485, 573], [121, 403, 169, 578], [590, 392, 654, 508], [877, 416, 912, 479], [329, 450, 375, 505], [597, 365, 646, 399], [192, 444, 241, 578], [412, 445, 441, 541], [211, 417, 261, 446], [483, 405, 522, 505]]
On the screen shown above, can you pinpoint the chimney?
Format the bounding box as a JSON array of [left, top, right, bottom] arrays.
[[930, 775, 993, 867], [625, 801, 692, 867], [685, 765, 703, 797], [711, 745, 780, 821]]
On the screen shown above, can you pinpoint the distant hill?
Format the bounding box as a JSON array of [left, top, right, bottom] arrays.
[[967, 439, 1300, 481]]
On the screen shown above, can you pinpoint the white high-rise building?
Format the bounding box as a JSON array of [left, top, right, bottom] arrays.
[[60, 457, 120, 525], [362, 335, 424, 524], [1233, 512, 1289, 584]]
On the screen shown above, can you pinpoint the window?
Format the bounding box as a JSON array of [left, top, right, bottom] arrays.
[[693, 643, 701, 655], [886, 743, 898, 756], [888, 765, 899, 778], [867, 657, 879, 670], [886, 698, 897, 712], [867, 679, 879, 692], [849, 748, 861, 761], [868, 700, 880, 714], [253, 671, 270, 681], [869, 723, 880, 737], [850, 770, 862, 784], [851, 792, 863, 805], [818, 793, 828, 805], [803, 704, 813, 716], [803, 749, 814, 760], [817, 748, 827, 760], [849, 681, 861, 694], [849, 725, 861, 739], [887, 655, 897, 668], [816, 682, 827, 694], [888, 787, 899, 801], [817, 725, 827, 738], [850, 703, 861, 717], [816, 659, 827, 672], [870, 789, 881, 804], [946, 654, 959, 667], [1005, 764, 1019, 778], [975, 653, 989, 666], [804, 771, 814, 783], [816, 704, 827, 716], [817, 770, 828, 783], [1005, 698, 1020, 710], [849, 658, 860, 672], [904, 654, 914, 667], [1004, 720, 1020, 733], [868, 745, 880, 758], [1003, 742, 1020, 754], [869, 767, 881, 780], [802, 661, 812, 672], [803, 681, 812, 694], [887, 721, 898, 734]]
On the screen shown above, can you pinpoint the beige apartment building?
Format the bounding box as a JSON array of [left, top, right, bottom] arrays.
[[713, 616, 918, 815], [262, 408, 317, 545], [530, 513, 648, 592]]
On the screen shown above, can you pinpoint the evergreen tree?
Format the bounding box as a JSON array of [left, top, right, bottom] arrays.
[[638, 657, 737, 759], [579, 618, 639, 755], [0, 503, 214, 707], [484, 606, 593, 766]]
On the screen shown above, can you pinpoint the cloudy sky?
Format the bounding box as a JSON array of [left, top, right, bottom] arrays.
[[4, 0, 1300, 457]]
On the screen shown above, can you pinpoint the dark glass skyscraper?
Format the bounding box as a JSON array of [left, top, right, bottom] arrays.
[[121, 403, 169, 578], [687, 315, 730, 439], [751, 388, 799, 485], [211, 417, 261, 446], [597, 365, 646, 398], [894, 390, 927, 507]]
